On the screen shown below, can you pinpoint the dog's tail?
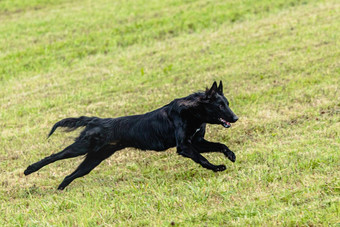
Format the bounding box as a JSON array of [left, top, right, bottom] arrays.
[[48, 116, 95, 138]]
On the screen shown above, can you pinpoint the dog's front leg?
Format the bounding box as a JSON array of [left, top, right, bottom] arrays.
[[177, 144, 226, 172], [190, 124, 235, 162], [192, 138, 236, 163], [174, 126, 226, 172]]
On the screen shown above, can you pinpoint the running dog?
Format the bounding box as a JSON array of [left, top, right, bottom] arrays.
[[24, 81, 238, 190]]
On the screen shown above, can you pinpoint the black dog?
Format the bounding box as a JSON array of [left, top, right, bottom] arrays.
[[24, 81, 238, 190]]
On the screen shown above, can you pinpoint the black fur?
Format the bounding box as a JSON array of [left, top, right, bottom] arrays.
[[24, 81, 238, 190]]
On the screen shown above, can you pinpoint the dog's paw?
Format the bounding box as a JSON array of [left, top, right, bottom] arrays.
[[213, 164, 226, 172], [222, 147, 236, 162], [57, 185, 65, 190], [226, 151, 236, 162], [24, 165, 36, 175]]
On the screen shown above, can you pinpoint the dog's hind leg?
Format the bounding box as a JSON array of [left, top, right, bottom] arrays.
[[57, 144, 123, 190], [24, 141, 89, 176]]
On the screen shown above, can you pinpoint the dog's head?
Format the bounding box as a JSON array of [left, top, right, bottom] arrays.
[[201, 81, 238, 128]]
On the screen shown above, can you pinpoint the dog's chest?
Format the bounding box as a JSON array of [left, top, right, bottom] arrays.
[[188, 127, 201, 142]]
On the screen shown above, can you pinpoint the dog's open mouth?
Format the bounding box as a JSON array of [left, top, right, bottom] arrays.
[[219, 118, 231, 128]]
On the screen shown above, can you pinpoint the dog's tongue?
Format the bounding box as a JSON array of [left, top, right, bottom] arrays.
[[219, 118, 231, 128]]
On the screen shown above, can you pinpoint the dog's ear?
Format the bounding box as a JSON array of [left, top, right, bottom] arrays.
[[205, 81, 218, 98], [217, 80, 223, 94]]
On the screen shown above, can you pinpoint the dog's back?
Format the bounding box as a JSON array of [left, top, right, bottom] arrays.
[[98, 105, 177, 151]]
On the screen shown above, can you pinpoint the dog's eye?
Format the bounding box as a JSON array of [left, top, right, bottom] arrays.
[[219, 104, 223, 109]]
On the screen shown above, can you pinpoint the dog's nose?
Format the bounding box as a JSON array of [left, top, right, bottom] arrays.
[[232, 116, 239, 123]]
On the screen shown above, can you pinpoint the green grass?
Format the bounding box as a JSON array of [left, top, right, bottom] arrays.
[[1, 0, 339, 226]]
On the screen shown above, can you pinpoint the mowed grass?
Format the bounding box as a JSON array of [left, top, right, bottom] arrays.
[[0, 0, 339, 225]]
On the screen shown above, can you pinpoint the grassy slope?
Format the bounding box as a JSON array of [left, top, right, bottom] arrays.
[[0, 0, 339, 226]]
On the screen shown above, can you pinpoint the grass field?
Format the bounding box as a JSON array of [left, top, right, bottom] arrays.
[[0, 0, 339, 226]]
